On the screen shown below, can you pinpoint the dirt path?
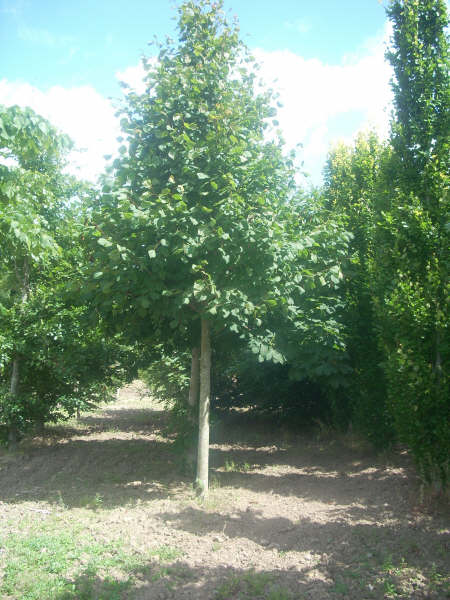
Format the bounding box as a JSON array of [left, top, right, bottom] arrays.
[[0, 382, 448, 599]]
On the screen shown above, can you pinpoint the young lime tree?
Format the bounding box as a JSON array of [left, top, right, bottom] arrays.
[[88, 0, 297, 496]]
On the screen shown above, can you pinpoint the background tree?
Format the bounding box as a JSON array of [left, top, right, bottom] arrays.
[[0, 105, 133, 444], [375, 0, 449, 485], [0, 105, 70, 442], [210, 190, 352, 430], [323, 132, 395, 444]]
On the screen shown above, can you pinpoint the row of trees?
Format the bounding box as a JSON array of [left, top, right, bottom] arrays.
[[324, 0, 449, 483], [1, 0, 448, 493]]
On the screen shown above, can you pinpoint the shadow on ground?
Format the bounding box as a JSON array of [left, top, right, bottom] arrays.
[[0, 408, 412, 512], [0, 404, 183, 508], [156, 504, 449, 571], [1, 397, 449, 599], [0, 399, 423, 513], [50, 536, 450, 600], [52, 561, 330, 600], [0, 437, 187, 508]]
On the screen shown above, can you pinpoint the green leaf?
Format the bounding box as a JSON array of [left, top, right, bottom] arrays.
[[98, 238, 113, 248]]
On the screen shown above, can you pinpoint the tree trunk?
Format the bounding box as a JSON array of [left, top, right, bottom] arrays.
[[188, 346, 200, 414], [182, 346, 200, 475], [8, 260, 30, 449], [10, 357, 20, 396], [195, 319, 211, 498], [8, 358, 20, 447]]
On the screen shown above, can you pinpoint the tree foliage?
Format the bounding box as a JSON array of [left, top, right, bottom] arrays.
[[89, 1, 296, 342], [0, 105, 133, 443], [324, 132, 395, 444], [378, 0, 449, 484], [322, 0, 449, 484]]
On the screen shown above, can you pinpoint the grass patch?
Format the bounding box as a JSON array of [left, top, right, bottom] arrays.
[[329, 552, 450, 599], [149, 563, 193, 586], [148, 544, 184, 562], [78, 492, 104, 510], [223, 459, 252, 473], [0, 521, 146, 600]]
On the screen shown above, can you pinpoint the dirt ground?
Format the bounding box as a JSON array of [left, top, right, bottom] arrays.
[[0, 381, 449, 599]]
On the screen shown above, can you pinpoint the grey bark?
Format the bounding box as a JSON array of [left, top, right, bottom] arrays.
[[188, 346, 200, 409], [9, 358, 20, 397], [7, 260, 30, 448], [195, 319, 211, 498], [7, 358, 20, 447], [182, 346, 200, 475]]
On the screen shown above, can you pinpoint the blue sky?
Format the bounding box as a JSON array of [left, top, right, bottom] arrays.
[[0, 0, 393, 184]]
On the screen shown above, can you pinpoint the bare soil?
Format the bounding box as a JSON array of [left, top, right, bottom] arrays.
[[0, 381, 449, 599]]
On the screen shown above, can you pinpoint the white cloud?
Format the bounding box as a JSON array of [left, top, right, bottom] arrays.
[[116, 59, 156, 95], [253, 22, 393, 183], [0, 80, 121, 182], [116, 63, 147, 94]]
